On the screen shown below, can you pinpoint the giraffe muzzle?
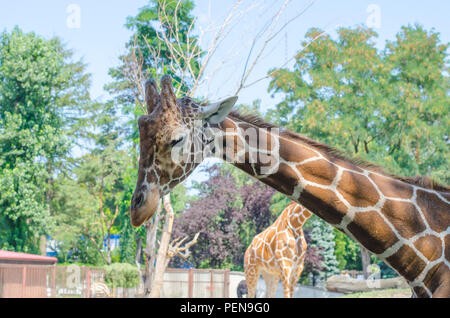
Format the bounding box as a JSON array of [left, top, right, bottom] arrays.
[[130, 186, 160, 227]]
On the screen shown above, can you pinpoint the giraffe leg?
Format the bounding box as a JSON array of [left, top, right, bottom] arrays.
[[262, 271, 278, 298], [244, 257, 260, 298], [279, 262, 294, 298], [289, 264, 304, 297], [245, 266, 260, 298], [289, 252, 307, 296]]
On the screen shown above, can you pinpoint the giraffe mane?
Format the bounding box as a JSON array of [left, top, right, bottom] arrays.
[[228, 111, 450, 193]]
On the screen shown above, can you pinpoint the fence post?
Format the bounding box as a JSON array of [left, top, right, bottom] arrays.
[[210, 269, 214, 298], [224, 269, 230, 298], [52, 265, 56, 297], [81, 266, 85, 298], [86, 269, 91, 298], [188, 268, 193, 298], [22, 266, 27, 298]]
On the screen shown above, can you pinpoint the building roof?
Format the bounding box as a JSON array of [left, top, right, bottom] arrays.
[[0, 250, 57, 264]]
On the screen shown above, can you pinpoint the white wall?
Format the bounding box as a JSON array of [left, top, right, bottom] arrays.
[[158, 269, 247, 298]]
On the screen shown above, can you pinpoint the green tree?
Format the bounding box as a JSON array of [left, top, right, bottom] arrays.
[[268, 25, 449, 183], [305, 216, 339, 284], [117, 163, 146, 265], [170, 183, 193, 215], [268, 24, 449, 273], [119, 216, 137, 264], [106, 0, 200, 130], [0, 27, 90, 253], [106, 0, 202, 268], [382, 25, 449, 182], [268, 26, 387, 160], [51, 101, 131, 265], [50, 175, 101, 264], [333, 228, 361, 270]]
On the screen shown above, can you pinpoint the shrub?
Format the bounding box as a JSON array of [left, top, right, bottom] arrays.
[[104, 263, 140, 288]]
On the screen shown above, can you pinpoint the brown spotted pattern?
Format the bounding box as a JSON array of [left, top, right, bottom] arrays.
[[224, 114, 450, 298], [132, 76, 450, 298], [244, 202, 311, 298]]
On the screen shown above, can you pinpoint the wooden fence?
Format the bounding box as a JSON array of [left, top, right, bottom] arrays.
[[0, 264, 56, 298], [0, 264, 232, 298], [161, 268, 230, 298], [0, 264, 113, 298]]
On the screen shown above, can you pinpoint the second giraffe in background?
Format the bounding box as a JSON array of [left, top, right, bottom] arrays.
[[244, 202, 312, 298]]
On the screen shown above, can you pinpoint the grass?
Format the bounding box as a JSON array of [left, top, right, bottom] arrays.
[[341, 288, 412, 298]]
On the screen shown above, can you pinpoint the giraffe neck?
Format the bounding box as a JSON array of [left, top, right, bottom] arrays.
[[212, 115, 450, 297], [281, 202, 311, 236]]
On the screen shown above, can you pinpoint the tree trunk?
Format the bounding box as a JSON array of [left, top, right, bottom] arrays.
[[326, 275, 409, 294], [148, 194, 175, 298], [85, 233, 110, 265], [135, 234, 142, 266], [143, 200, 162, 295], [106, 232, 112, 265], [360, 246, 371, 279], [415, 145, 420, 164], [39, 235, 47, 256]]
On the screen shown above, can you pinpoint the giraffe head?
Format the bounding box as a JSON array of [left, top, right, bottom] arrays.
[[130, 75, 238, 227]]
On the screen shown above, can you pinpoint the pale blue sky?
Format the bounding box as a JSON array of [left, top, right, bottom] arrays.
[[1, 0, 448, 109]]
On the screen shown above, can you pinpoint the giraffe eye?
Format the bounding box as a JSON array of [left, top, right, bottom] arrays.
[[170, 137, 184, 147]]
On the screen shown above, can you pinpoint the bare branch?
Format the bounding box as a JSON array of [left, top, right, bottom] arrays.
[[148, 194, 175, 298], [235, 0, 319, 95], [166, 232, 200, 262], [240, 28, 329, 91], [83, 232, 110, 264]]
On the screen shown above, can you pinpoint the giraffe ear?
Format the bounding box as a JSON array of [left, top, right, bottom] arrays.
[[201, 96, 238, 124]]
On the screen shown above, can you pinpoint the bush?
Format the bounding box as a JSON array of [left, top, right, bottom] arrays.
[[104, 263, 140, 288]]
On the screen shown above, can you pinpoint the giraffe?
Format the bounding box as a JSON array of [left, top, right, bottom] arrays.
[[130, 75, 450, 298], [244, 201, 311, 298]]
